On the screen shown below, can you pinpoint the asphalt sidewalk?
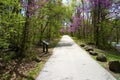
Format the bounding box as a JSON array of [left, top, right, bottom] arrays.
[[36, 35, 116, 80]]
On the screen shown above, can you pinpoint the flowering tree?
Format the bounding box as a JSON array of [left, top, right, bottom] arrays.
[[19, 0, 68, 56], [68, 0, 120, 48], [109, 1, 120, 44], [20, 0, 41, 56], [68, 16, 82, 33]]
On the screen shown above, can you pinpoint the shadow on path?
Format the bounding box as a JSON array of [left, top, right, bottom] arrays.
[[36, 35, 116, 80], [56, 43, 73, 47]]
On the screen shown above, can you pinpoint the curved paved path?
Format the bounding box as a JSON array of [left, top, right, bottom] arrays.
[[36, 35, 116, 80]]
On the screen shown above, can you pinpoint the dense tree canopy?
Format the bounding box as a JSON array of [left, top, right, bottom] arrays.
[[66, 0, 120, 48], [0, 0, 70, 58]]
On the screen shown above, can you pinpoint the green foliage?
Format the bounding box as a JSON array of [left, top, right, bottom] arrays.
[[28, 62, 44, 79], [0, 39, 9, 49], [3, 51, 16, 62], [26, 76, 35, 80], [3, 73, 11, 80], [0, 0, 24, 50], [0, 0, 69, 58], [3, 55, 11, 62]]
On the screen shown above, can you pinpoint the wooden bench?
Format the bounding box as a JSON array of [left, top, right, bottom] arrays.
[[42, 40, 49, 53]]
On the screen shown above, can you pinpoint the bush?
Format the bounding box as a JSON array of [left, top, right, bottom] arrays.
[[3, 52, 16, 62]]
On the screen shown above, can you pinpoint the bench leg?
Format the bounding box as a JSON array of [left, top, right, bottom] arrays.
[[43, 44, 45, 52], [46, 45, 48, 53]]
